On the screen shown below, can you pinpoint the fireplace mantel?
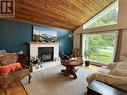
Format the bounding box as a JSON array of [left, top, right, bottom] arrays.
[[28, 41, 60, 45], [28, 42, 60, 72]]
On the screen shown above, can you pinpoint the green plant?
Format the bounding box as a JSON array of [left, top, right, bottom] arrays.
[[30, 56, 42, 67]]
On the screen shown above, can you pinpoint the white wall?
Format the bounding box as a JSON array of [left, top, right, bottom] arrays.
[[73, 0, 127, 48], [73, 33, 80, 48]]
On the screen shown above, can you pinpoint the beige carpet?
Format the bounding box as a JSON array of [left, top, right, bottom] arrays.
[[21, 65, 95, 95]]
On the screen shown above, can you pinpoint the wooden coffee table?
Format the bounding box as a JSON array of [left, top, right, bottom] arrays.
[[61, 58, 83, 79]]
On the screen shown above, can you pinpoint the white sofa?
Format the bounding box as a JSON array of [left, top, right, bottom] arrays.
[[87, 61, 127, 91]]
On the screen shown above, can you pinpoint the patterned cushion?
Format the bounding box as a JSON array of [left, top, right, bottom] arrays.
[[0, 53, 18, 66], [0, 63, 22, 75]]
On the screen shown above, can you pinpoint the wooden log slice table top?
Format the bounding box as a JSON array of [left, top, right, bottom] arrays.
[[61, 58, 83, 66], [61, 58, 83, 79]]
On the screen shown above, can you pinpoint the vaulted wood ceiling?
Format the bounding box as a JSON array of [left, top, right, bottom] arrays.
[[13, 0, 115, 30]]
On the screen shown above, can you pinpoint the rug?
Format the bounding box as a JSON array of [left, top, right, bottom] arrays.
[[21, 65, 96, 95]]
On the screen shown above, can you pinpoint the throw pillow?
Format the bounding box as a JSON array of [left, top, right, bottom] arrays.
[[109, 68, 127, 77], [0, 63, 22, 75], [115, 61, 127, 69], [107, 63, 117, 70]]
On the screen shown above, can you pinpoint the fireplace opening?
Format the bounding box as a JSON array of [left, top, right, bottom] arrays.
[[38, 47, 54, 62]]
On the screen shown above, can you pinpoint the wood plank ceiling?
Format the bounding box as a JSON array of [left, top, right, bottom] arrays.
[[13, 0, 115, 30]]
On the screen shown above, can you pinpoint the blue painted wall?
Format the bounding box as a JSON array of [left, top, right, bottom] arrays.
[[0, 20, 73, 57], [0, 19, 32, 54], [34, 26, 73, 57]]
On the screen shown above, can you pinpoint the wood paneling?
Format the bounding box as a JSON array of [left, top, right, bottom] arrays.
[[12, 0, 115, 30]]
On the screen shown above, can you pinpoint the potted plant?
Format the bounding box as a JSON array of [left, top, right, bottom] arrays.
[[30, 56, 42, 72], [84, 51, 90, 66]]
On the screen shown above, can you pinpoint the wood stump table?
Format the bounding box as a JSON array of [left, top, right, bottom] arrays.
[[61, 58, 83, 79]]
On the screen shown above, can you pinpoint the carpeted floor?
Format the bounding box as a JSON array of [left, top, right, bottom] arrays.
[[21, 65, 96, 95]]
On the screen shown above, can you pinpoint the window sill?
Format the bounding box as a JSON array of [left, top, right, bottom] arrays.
[[88, 61, 110, 67]]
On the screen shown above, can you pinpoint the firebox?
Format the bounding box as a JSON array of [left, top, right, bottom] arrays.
[[38, 47, 54, 62]]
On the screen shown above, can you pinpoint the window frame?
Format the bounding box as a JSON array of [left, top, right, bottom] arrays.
[[82, 31, 118, 65], [83, 0, 118, 29]]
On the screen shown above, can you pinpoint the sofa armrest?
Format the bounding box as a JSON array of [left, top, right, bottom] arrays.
[[91, 73, 127, 85]]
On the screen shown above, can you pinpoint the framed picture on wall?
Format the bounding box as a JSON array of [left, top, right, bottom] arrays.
[[33, 26, 57, 42]]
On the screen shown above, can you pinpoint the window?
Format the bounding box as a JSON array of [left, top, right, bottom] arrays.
[[82, 32, 117, 65], [83, 0, 118, 29]]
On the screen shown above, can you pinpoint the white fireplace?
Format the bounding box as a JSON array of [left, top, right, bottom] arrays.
[[28, 42, 60, 72]]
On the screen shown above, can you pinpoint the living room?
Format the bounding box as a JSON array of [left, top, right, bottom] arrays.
[[0, 0, 127, 95]]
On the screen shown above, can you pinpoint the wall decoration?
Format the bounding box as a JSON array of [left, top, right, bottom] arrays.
[[33, 26, 57, 42]]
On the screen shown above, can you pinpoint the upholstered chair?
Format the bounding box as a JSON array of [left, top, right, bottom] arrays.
[[0, 53, 31, 94]]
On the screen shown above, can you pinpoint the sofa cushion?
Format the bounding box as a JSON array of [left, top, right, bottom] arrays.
[[0, 63, 22, 75], [98, 66, 110, 74], [109, 68, 127, 77]]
